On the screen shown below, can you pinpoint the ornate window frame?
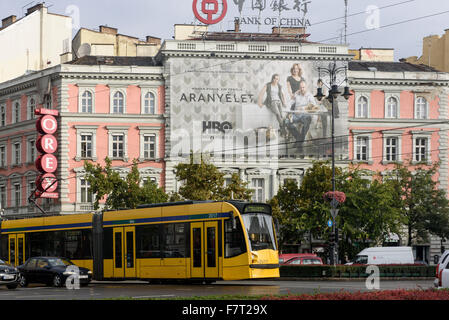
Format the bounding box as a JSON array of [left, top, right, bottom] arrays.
[[411, 130, 432, 165], [109, 86, 127, 114], [78, 86, 95, 113], [75, 125, 98, 161], [354, 91, 370, 118], [107, 125, 130, 161], [382, 130, 403, 164], [384, 92, 400, 119], [140, 86, 158, 115], [351, 129, 374, 164]]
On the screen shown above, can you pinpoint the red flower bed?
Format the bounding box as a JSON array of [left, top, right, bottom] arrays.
[[262, 289, 449, 300]]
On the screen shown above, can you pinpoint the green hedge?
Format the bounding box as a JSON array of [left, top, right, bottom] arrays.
[[279, 265, 436, 278]]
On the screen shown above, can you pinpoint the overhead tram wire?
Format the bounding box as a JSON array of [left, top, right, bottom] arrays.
[[317, 9, 449, 43], [311, 0, 416, 27], [12, 122, 449, 203]]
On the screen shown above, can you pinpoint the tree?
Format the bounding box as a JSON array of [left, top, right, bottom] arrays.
[[174, 153, 253, 201], [84, 158, 168, 210], [389, 162, 449, 246], [268, 180, 305, 252], [338, 167, 403, 260]]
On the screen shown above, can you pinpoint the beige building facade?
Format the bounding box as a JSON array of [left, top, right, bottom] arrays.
[[0, 3, 72, 83], [404, 29, 449, 72], [72, 25, 161, 58]]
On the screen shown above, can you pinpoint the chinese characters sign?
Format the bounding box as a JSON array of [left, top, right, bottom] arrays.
[[193, 0, 312, 27]]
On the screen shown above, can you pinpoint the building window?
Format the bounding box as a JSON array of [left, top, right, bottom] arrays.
[[355, 136, 368, 161], [75, 125, 98, 161], [80, 134, 92, 158], [13, 142, 21, 165], [28, 97, 36, 120], [27, 139, 36, 163], [13, 102, 20, 123], [0, 185, 6, 210], [0, 145, 6, 168], [81, 91, 93, 113], [386, 96, 398, 118], [0, 105, 5, 126], [385, 137, 398, 162], [112, 135, 124, 158], [112, 91, 125, 114], [143, 92, 156, 114], [43, 94, 52, 109], [143, 135, 156, 160], [80, 179, 93, 204], [356, 96, 369, 118], [415, 138, 427, 162], [107, 126, 129, 161], [13, 183, 21, 209], [415, 97, 428, 119], [251, 178, 265, 202]]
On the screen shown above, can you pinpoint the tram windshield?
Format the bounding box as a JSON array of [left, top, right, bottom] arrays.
[[241, 213, 276, 251]]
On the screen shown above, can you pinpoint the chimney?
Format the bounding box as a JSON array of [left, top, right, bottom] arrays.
[[26, 3, 44, 16], [234, 18, 240, 33], [99, 25, 118, 35], [146, 36, 161, 46], [1, 15, 16, 29]]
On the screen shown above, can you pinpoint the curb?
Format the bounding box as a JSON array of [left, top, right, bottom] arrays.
[[275, 277, 434, 281]]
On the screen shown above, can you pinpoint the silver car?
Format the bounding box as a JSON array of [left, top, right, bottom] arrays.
[[434, 250, 449, 288], [0, 259, 19, 290]]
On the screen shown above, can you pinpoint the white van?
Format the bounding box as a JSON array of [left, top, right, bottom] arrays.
[[348, 247, 414, 265]]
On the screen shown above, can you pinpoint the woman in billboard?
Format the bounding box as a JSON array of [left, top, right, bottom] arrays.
[[286, 63, 305, 102]]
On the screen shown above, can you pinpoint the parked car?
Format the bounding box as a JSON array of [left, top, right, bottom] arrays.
[[18, 257, 92, 287], [0, 259, 19, 289], [279, 253, 323, 265], [283, 256, 323, 265], [435, 250, 449, 288], [345, 247, 414, 265]]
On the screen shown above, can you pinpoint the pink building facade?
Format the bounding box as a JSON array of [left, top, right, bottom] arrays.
[[348, 61, 449, 261], [0, 57, 165, 216]]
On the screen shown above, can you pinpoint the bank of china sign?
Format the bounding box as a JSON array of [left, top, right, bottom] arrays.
[[193, 0, 312, 27]]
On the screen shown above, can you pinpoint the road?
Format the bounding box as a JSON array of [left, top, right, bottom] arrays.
[[0, 279, 434, 300]]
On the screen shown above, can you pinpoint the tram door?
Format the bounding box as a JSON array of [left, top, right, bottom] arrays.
[[113, 227, 136, 278], [190, 221, 218, 279], [8, 234, 25, 267]]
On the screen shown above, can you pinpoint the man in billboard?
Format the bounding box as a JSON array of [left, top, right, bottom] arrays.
[[257, 74, 288, 135], [284, 79, 314, 152]]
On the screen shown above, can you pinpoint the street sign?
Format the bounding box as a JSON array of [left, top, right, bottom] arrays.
[[330, 208, 339, 219], [327, 219, 333, 227]]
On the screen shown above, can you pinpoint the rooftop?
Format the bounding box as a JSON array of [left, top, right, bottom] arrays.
[[349, 61, 442, 73], [67, 56, 159, 66]]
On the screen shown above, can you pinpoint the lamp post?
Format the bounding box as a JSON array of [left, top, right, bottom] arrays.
[[315, 61, 352, 266]]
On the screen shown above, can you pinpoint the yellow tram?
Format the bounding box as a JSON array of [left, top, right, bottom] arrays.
[[0, 201, 280, 282]]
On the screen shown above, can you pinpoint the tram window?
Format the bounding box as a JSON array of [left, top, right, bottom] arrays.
[[0, 235, 7, 261], [103, 228, 113, 259], [29, 232, 46, 257], [224, 218, 246, 258], [163, 223, 186, 258], [136, 225, 161, 258]]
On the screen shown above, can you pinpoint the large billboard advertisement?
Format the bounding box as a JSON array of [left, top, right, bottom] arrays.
[[169, 57, 349, 162]]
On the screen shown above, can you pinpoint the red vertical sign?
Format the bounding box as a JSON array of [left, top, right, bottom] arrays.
[[35, 109, 59, 199]]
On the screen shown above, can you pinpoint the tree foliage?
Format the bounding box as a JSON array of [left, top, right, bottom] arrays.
[[388, 162, 449, 245], [173, 153, 253, 201], [84, 158, 168, 210]]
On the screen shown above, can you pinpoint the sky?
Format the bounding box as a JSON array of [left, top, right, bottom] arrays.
[[1, 0, 449, 61]]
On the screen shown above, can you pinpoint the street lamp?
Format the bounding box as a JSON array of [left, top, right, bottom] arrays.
[[315, 61, 352, 266]]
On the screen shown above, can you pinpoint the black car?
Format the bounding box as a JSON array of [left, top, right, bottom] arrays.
[[18, 257, 92, 287], [0, 259, 19, 289]]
